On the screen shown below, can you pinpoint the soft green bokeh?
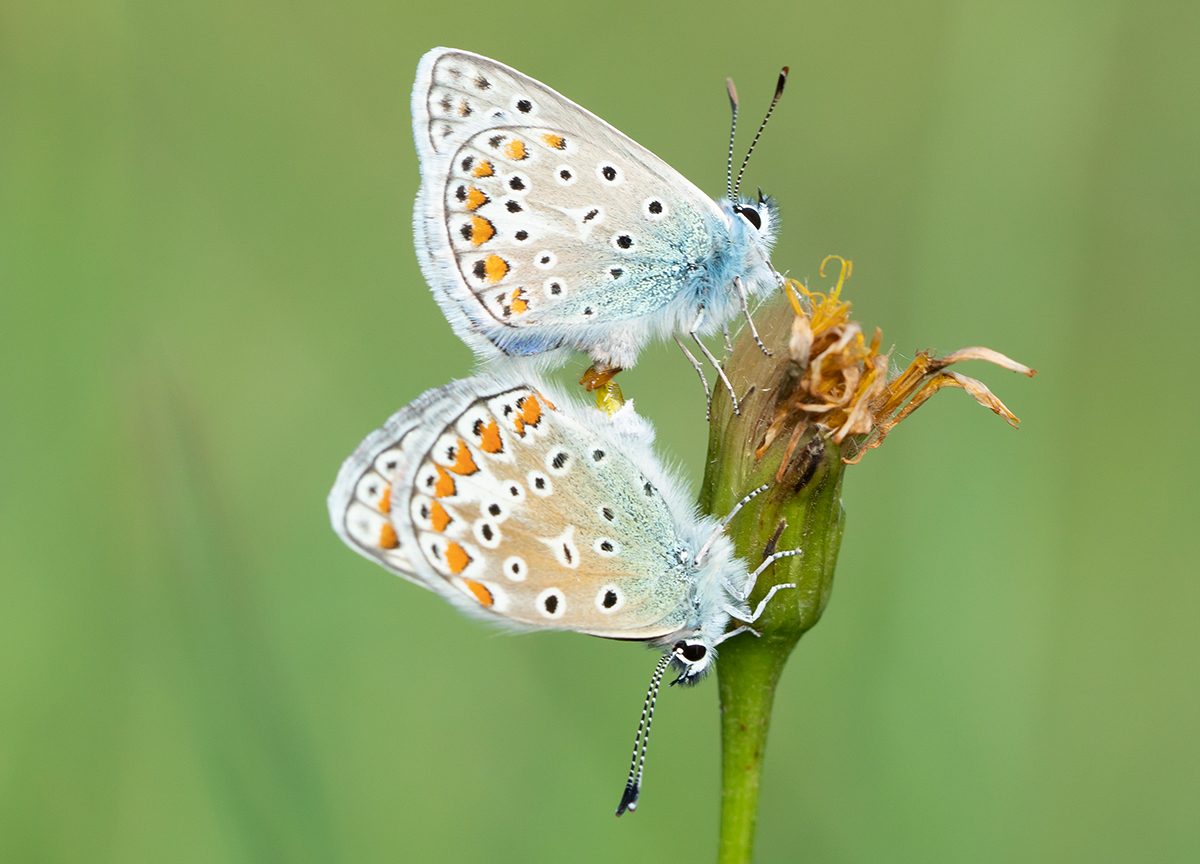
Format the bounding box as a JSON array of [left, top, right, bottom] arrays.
[[2, 0, 1197, 861]]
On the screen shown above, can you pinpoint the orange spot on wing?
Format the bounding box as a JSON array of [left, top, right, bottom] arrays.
[[519, 393, 542, 427], [445, 541, 472, 574], [448, 439, 479, 475], [535, 390, 558, 411], [462, 578, 494, 606], [541, 133, 566, 150], [377, 486, 392, 514], [465, 187, 489, 211], [512, 415, 525, 436], [429, 500, 451, 532], [478, 419, 503, 453], [434, 465, 456, 497], [471, 159, 494, 178], [503, 139, 527, 160], [378, 522, 399, 549], [484, 255, 508, 283], [511, 288, 528, 314], [470, 215, 495, 246]]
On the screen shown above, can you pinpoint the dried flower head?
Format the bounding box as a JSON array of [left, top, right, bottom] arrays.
[[753, 256, 1035, 468]]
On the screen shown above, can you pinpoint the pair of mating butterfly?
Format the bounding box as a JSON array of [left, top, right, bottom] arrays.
[[329, 48, 794, 815]]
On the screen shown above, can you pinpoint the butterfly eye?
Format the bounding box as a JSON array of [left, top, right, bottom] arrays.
[[736, 206, 763, 230], [675, 641, 708, 663]]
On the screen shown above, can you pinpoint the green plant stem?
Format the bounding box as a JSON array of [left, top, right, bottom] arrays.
[[715, 632, 788, 864], [700, 299, 847, 864]]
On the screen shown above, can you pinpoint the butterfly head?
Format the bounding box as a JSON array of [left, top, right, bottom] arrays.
[[668, 638, 715, 684], [729, 190, 779, 242]]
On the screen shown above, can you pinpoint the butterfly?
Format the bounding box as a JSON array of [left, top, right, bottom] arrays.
[[410, 48, 787, 404], [328, 370, 798, 814]]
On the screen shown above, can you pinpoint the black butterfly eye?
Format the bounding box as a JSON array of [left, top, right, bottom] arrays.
[[678, 642, 707, 663], [736, 206, 762, 230]]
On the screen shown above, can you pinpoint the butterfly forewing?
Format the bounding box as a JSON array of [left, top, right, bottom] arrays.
[[395, 384, 691, 638], [414, 49, 727, 337]]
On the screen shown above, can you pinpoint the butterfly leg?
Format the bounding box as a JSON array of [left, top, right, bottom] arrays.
[[690, 320, 740, 416], [740, 548, 803, 601], [734, 275, 771, 357], [674, 336, 713, 418], [738, 581, 798, 624], [722, 324, 734, 354], [713, 624, 761, 646]]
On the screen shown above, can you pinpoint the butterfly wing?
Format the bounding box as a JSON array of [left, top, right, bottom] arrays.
[[388, 372, 694, 638], [327, 383, 480, 588], [412, 48, 731, 364]]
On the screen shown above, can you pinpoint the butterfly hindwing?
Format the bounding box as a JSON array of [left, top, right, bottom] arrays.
[[389, 376, 694, 638], [412, 48, 731, 361]]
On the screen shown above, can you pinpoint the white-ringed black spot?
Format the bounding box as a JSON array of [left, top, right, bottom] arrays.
[[475, 75, 491, 90], [592, 449, 605, 461], [455, 185, 467, 201], [488, 134, 505, 148], [544, 279, 563, 296], [474, 519, 501, 548], [506, 200, 522, 213], [601, 506, 614, 521], [508, 176, 525, 191], [439, 94, 452, 112], [644, 198, 668, 220], [534, 252, 556, 270], [488, 503, 501, 516], [644, 481, 654, 496], [556, 166, 575, 185], [516, 99, 532, 113], [472, 260, 487, 280], [614, 234, 634, 250], [515, 230, 529, 241], [584, 307, 594, 316], [547, 449, 572, 475], [538, 588, 565, 618], [596, 585, 623, 612], [528, 470, 552, 497], [583, 208, 600, 222], [595, 538, 617, 556], [598, 163, 621, 183], [458, 100, 472, 117], [609, 268, 623, 279], [503, 556, 527, 582]]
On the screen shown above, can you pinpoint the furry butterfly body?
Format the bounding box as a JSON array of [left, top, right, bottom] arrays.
[[411, 48, 781, 370]]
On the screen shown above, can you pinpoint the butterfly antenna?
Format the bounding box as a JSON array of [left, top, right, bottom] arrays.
[[694, 484, 769, 566], [725, 77, 739, 202], [616, 652, 673, 816], [733, 66, 788, 199]]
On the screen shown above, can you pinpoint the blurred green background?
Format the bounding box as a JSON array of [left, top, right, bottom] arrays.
[[3, 0, 1197, 861]]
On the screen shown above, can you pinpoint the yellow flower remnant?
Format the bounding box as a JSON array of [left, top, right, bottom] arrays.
[[758, 256, 1035, 469]]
